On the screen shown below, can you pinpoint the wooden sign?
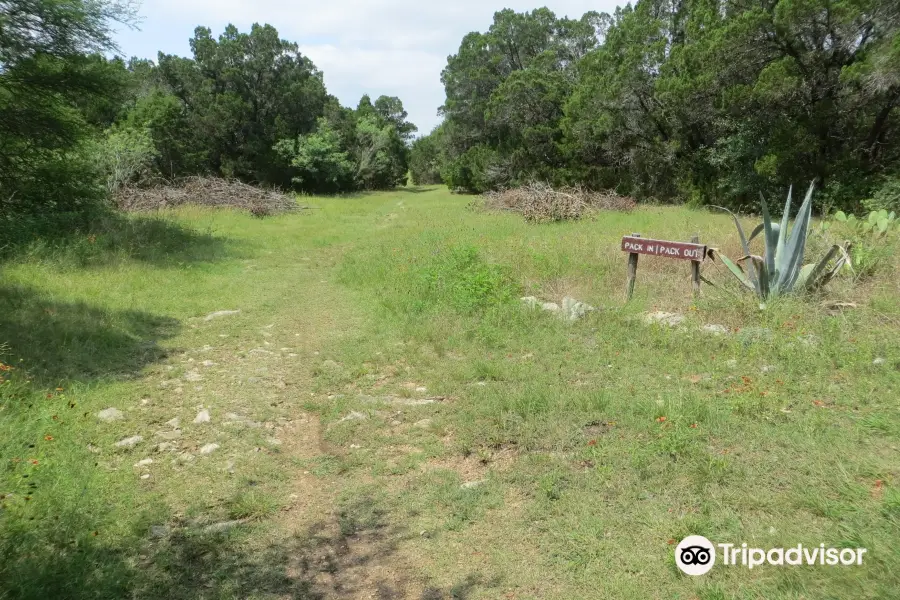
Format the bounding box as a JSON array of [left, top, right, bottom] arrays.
[[622, 233, 706, 301], [621, 236, 706, 261]]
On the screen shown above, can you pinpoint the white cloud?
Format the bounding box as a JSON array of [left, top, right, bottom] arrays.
[[119, 0, 622, 133]]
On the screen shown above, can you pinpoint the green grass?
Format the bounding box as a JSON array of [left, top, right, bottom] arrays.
[[2, 186, 899, 599]]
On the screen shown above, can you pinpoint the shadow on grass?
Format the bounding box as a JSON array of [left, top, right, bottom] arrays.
[[1, 211, 238, 267], [0, 284, 179, 387], [395, 186, 436, 194], [0, 511, 491, 599]]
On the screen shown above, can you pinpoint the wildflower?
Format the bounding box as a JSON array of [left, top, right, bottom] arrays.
[[588, 439, 597, 446], [656, 416, 667, 423], [55, 387, 63, 392], [690, 423, 698, 429], [44, 435, 54, 441]]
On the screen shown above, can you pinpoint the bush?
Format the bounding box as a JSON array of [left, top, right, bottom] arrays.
[[409, 128, 446, 185], [442, 146, 498, 194], [827, 209, 899, 279], [414, 245, 519, 313], [274, 119, 355, 194], [93, 127, 157, 194], [863, 177, 900, 213]]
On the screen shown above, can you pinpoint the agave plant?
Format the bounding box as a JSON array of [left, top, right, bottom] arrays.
[[708, 183, 850, 304]]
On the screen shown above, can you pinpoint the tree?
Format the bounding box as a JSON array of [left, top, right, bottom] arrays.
[[0, 0, 138, 230], [409, 125, 447, 185], [152, 23, 329, 185], [439, 8, 603, 191], [437, 2, 900, 209], [274, 118, 354, 193], [373, 95, 418, 141]]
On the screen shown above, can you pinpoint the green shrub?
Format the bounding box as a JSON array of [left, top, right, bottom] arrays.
[[274, 118, 355, 194], [414, 245, 519, 313], [863, 177, 900, 213], [827, 209, 899, 278], [441, 146, 498, 194]]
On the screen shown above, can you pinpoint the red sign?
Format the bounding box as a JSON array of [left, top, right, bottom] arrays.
[[621, 236, 706, 261]]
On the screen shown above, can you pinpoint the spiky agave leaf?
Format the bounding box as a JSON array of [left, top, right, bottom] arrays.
[[708, 248, 755, 290], [796, 243, 852, 290], [776, 182, 815, 292], [712, 205, 762, 297], [758, 194, 778, 291]]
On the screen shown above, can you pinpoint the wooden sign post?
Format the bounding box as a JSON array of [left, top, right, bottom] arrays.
[[621, 233, 706, 301]]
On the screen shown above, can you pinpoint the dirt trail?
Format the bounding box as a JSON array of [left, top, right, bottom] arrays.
[[242, 280, 429, 599]]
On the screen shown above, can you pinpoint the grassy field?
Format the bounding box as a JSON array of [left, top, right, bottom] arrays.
[[1, 186, 899, 599]]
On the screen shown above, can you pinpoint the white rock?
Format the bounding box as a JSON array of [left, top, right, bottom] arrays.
[[134, 458, 153, 467], [461, 480, 486, 489], [97, 408, 124, 422], [201, 360, 216, 367], [645, 312, 686, 327], [414, 419, 433, 429], [156, 442, 177, 452], [349, 444, 361, 449], [165, 417, 181, 429], [561, 297, 596, 321], [520, 296, 541, 309], [200, 443, 219, 454], [204, 310, 240, 321], [339, 411, 367, 423], [761, 365, 777, 373], [874, 358, 887, 366], [541, 302, 561, 312], [115, 435, 143, 448], [140, 473, 151, 480], [415, 386, 428, 393], [184, 370, 203, 382], [193, 409, 211, 424]]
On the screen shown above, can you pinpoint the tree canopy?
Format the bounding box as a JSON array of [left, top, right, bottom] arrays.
[[0, 2, 419, 246], [418, 1, 900, 211]]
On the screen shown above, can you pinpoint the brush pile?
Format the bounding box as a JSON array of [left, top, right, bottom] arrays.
[[114, 177, 302, 217], [481, 182, 636, 223]]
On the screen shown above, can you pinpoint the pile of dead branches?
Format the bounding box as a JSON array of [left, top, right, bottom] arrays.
[[481, 182, 636, 223], [114, 176, 302, 217]]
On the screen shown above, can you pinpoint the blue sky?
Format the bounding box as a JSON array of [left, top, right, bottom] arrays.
[[114, 1, 622, 134]]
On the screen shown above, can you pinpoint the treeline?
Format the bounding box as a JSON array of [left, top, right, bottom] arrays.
[[1, 0, 416, 241], [411, 2, 900, 211]]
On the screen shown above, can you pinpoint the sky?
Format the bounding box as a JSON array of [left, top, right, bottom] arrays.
[[113, 1, 622, 135]]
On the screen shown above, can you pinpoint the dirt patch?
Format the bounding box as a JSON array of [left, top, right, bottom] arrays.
[[582, 419, 615, 439], [425, 447, 519, 482]]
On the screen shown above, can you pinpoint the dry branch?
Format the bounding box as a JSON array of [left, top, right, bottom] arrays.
[[480, 182, 636, 223], [113, 176, 303, 217]]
